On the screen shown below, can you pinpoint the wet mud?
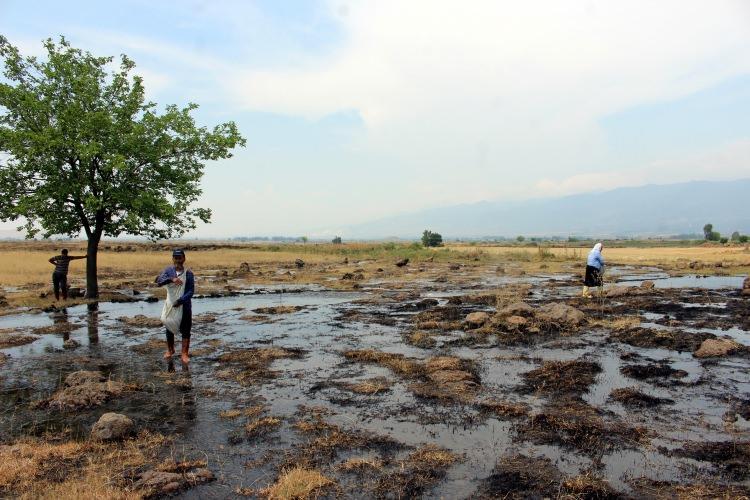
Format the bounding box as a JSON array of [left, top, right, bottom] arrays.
[[0, 269, 749, 498]]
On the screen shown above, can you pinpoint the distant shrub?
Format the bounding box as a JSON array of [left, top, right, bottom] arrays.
[[740, 235, 749, 243], [332, 236, 342, 244], [421, 230, 443, 247], [516, 235, 525, 242], [731, 231, 741, 242], [720, 237, 729, 244]]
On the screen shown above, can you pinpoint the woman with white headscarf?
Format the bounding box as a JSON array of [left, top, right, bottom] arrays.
[[583, 242, 604, 298]]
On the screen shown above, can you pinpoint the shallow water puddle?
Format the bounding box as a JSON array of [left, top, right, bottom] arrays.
[[0, 274, 749, 497]]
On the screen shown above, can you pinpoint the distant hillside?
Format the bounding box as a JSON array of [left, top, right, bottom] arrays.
[[346, 179, 750, 238]]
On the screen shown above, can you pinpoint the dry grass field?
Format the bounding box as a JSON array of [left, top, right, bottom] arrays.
[[0, 240, 747, 310]]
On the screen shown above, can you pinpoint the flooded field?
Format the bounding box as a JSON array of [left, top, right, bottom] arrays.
[[1, 261, 749, 498]]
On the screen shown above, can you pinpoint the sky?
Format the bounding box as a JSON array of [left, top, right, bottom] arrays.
[[1, 0, 749, 238]]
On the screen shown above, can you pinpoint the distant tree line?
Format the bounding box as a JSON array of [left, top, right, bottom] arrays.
[[703, 223, 748, 243]]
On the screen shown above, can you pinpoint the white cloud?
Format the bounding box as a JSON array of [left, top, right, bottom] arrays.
[[226, 0, 750, 187]]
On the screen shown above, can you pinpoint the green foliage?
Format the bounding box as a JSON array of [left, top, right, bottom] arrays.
[[331, 236, 342, 244], [516, 235, 525, 242], [0, 36, 245, 241], [719, 237, 728, 244], [740, 235, 749, 243], [0, 36, 245, 296], [703, 223, 713, 240], [731, 231, 741, 242], [421, 230, 443, 247], [709, 231, 721, 241], [299, 236, 308, 243]]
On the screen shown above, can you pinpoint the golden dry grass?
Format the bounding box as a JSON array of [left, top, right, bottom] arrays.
[[336, 457, 384, 472], [245, 417, 282, 437], [0, 431, 167, 499], [448, 244, 750, 268], [260, 466, 333, 499]]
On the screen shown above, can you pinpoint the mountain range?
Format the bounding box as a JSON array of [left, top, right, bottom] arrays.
[[344, 179, 750, 239]]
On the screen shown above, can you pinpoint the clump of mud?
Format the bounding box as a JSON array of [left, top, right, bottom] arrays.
[[612, 327, 714, 352], [0, 329, 38, 348], [403, 330, 437, 348], [343, 350, 480, 401], [374, 445, 460, 499], [620, 362, 687, 383], [284, 411, 402, 470], [343, 349, 424, 377], [476, 454, 561, 498], [116, 315, 163, 328], [334, 377, 391, 395], [134, 460, 215, 497], [34, 371, 138, 411], [477, 399, 529, 418], [252, 305, 305, 315], [517, 398, 648, 453], [609, 387, 673, 408], [413, 306, 463, 331], [630, 478, 750, 499], [520, 359, 601, 396], [216, 347, 306, 385], [670, 441, 750, 480]]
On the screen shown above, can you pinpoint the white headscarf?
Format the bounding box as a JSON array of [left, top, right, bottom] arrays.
[[592, 242, 602, 252]]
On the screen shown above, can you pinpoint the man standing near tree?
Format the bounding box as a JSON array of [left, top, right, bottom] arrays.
[[155, 249, 194, 364], [48, 249, 87, 301]]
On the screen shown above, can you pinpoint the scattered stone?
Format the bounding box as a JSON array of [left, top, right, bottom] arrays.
[[63, 338, 80, 349], [694, 338, 745, 358], [134, 466, 215, 497], [90, 412, 134, 441], [465, 311, 489, 327], [505, 315, 528, 328], [535, 303, 585, 328], [742, 276, 750, 297], [497, 301, 535, 317], [341, 272, 364, 281], [640, 280, 655, 289], [238, 262, 251, 273], [395, 258, 409, 267], [294, 258, 305, 268]]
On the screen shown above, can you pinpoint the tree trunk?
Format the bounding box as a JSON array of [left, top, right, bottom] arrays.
[[85, 236, 100, 298]]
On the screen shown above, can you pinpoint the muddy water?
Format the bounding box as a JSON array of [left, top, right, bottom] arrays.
[[1, 274, 749, 498]]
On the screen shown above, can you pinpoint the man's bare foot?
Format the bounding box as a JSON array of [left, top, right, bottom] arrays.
[[163, 350, 175, 359], [180, 353, 189, 364]]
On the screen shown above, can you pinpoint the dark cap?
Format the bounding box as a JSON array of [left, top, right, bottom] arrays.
[[172, 248, 185, 257]]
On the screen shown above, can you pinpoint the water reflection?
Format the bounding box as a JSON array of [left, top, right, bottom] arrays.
[[51, 308, 69, 342], [87, 302, 99, 345]]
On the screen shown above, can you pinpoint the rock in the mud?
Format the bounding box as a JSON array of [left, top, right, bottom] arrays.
[[465, 312, 489, 327], [135, 467, 215, 496], [640, 280, 655, 290], [742, 276, 750, 297], [395, 258, 409, 267], [63, 338, 80, 349], [535, 303, 585, 327], [694, 338, 744, 358], [505, 315, 528, 328], [497, 302, 535, 317], [294, 258, 305, 268], [91, 412, 134, 441], [341, 272, 364, 281], [135, 471, 183, 495], [605, 286, 631, 298], [238, 262, 251, 273]]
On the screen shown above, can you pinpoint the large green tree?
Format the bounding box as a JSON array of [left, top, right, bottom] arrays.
[[0, 36, 245, 297]]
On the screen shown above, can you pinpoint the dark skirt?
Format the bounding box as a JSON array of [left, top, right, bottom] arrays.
[[584, 265, 603, 287]]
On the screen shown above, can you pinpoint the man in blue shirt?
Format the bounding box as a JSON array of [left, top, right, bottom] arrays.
[[155, 249, 194, 363], [583, 242, 604, 298]]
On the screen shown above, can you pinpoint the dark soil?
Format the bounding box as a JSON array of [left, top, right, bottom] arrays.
[[475, 454, 561, 499], [609, 387, 673, 408], [620, 362, 688, 383], [519, 359, 602, 396], [670, 441, 750, 480], [611, 327, 714, 352], [516, 398, 648, 454]]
